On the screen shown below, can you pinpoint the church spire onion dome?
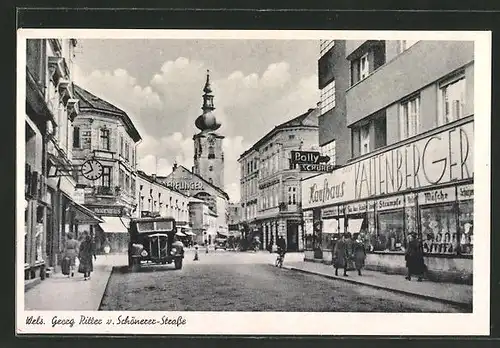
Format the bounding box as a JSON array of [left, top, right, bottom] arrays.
[[195, 70, 221, 132]]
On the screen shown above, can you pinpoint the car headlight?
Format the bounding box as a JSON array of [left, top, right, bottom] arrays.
[[141, 250, 148, 257], [170, 247, 177, 255]]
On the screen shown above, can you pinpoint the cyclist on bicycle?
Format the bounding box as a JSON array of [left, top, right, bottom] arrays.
[[276, 235, 287, 261]]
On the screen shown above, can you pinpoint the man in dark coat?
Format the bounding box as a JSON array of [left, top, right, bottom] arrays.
[[333, 233, 349, 277], [276, 235, 287, 256], [405, 233, 426, 281]]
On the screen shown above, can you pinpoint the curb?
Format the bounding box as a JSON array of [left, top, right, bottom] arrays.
[[274, 264, 472, 311], [24, 278, 42, 292], [96, 264, 115, 311]]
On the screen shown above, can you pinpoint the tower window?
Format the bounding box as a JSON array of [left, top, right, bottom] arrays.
[[208, 145, 215, 159]]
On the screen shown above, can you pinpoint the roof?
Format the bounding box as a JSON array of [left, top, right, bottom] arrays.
[[239, 107, 319, 160], [177, 165, 230, 200], [73, 84, 142, 142]]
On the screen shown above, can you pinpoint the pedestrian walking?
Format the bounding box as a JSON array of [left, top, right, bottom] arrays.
[[78, 231, 96, 281], [352, 233, 366, 276], [194, 243, 199, 261], [62, 233, 79, 278], [332, 233, 349, 277], [103, 237, 111, 258], [405, 232, 426, 281]]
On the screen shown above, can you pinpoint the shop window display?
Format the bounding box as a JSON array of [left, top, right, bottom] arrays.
[[322, 218, 338, 251], [458, 200, 473, 255], [420, 204, 458, 255], [376, 210, 405, 252]]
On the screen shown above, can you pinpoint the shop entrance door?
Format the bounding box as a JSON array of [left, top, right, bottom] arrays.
[[286, 221, 299, 251]]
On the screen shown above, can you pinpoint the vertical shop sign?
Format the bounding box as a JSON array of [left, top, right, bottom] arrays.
[[457, 183, 474, 201]]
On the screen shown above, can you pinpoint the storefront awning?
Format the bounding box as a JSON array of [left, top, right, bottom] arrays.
[[176, 231, 187, 237], [71, 201, 104, 224], [99, 216, 128, 234]]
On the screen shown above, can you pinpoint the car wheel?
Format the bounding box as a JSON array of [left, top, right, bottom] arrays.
[[130, 258, 140, 272], [174, 258, 183, 270]]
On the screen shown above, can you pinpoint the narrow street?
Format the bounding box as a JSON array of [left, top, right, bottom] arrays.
[[99, 250, 463, 312]]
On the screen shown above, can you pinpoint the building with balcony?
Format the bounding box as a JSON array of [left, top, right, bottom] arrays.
[[71, 85, 142, 254], [135, 171, 192, 238], [302, 39, 474, 283], [25, 38, 103, 283], [239, 106, 320, 252]]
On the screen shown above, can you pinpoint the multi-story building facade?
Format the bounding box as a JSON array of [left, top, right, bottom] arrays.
[[239, 107, 320, 251], [25, 38, 104, 283], [227, 202, 242, 234], [135, 171, 191, 234], [302, 40, 474, 283], [71, 85, 142, 253]]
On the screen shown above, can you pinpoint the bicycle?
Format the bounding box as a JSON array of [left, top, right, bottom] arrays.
[[275, 251, 285, 268]]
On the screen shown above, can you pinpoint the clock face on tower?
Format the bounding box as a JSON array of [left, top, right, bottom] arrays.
[[81, 159, 104, 180]]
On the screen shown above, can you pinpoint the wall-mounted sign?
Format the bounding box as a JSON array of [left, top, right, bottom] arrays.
[[302, 166, 353, 209], [367, 200, 376, 211], [377, 195, 404, 211], [457, 184, 474, 201], [302, 121, 473, 209], [321, 206, 339, 219], [73, 188, 85, 205], [299, 163, 336, 173], [88, 206, 123, 217], [291, 151, 330, 164], [353, 121, 473, 200], [346, 201, 367, 215], [405, 193, 417, 207], [418, 187, 456, 205]]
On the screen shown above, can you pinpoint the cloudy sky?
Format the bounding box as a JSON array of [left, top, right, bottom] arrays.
[[73, 39, 320, 201]]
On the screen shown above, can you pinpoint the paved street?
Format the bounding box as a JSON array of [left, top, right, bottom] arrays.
[[99, 250, 463, 312]]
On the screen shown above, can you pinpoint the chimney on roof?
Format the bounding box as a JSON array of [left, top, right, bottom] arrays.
[[173, 161, 178, 171], [152, 173, 156, 181], [317, 101, 322, 108]]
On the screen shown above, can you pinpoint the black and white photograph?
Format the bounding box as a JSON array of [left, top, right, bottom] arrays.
[[17, 29, 491, 335]]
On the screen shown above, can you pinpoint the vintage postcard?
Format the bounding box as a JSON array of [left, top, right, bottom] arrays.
[[17, 29, 491, 336]]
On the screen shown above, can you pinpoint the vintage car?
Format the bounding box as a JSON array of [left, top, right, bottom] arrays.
[[127, 217, 184, 270], [214, 238, 228, 250]]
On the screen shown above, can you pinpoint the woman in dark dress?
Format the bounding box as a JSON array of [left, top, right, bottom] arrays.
[[405, 233, 426, 281], [78, 231, 96, 280], [352, 234, 367, 276]]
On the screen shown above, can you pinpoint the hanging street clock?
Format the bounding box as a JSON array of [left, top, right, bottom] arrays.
[[81, 159, 104, 180]]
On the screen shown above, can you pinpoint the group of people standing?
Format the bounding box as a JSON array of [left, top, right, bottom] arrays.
[[332, 233, 366, 277], [63, 231, 105, 281], [332, 232, 426, 281]]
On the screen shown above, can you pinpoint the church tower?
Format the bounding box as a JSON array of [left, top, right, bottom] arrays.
[[193, 70, 225, 189]]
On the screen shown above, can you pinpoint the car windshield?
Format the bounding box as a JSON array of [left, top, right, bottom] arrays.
[[156, 220, 173, 231], [135, 220, 174, 233]]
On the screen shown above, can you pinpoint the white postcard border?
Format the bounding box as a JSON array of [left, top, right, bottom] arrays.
[[16, 29, 492, 336]]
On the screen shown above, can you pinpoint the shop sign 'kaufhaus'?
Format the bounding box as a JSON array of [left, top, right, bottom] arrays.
[[302, 121, 474, 209]]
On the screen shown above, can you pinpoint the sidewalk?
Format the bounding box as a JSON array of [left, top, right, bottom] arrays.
[[24, 254, 127, 311], [280, 261, 472, 309]]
